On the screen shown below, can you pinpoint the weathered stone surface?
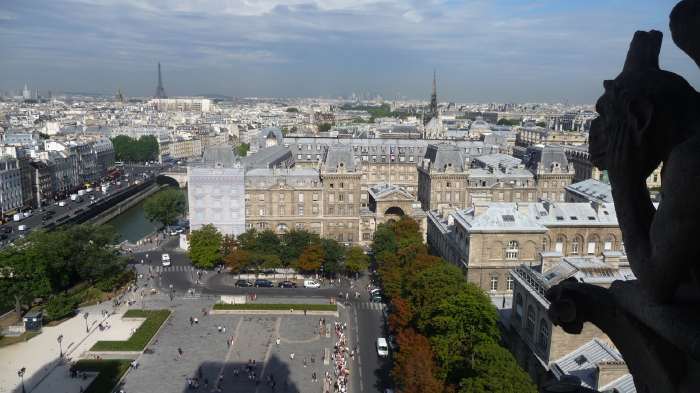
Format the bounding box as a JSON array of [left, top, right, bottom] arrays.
[[545, 1, 700, 392]]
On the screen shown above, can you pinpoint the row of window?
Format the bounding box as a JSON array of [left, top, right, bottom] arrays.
[[548, 234, 617, 255], [514, 293, 550, 351]]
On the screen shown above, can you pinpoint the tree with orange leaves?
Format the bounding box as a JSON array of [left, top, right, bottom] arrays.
[[391, 329, 443, 393]]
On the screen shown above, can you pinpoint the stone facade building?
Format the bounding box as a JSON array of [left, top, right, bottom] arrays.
[[427, 201, 623, 294], [524, 145, 576, 202], [418, 145, 537, 214], [507, 252, 636, 391]]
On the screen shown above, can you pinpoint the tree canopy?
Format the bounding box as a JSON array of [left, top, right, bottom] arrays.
[[235, 143, 250, 157], [318, 123, 333, 132], [372, 216, 536, 392], [0, 225, 125, 318], [344, 246, 369, 276], [188, 224, 223, 268], [143, 188, 186, 228], [111, 135, 159, 162]]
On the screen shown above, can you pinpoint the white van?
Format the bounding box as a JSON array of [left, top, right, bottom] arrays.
[[376, 337, 389, 357], [161, 253, 171, 267], [303, 279, 321, 288]]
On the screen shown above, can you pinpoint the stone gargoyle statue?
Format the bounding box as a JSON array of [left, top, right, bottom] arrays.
[[544, 1, 700, 393]]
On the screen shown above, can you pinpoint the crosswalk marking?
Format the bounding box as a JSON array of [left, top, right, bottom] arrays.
[[356, 302, 385, 311], [154, 265, 195, 273]]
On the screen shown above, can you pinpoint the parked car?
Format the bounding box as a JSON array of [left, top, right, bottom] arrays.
[[235, 279, 253, 287], [371, 293, 383, 303], [303, 279, 321, 288], [161, 253, 171, 267], [254, 279, 274, 288], [278, 280, 297, 288], [376, 337, 389, 357], [2, 226, 12, 233], [18, 224, 27, 232]]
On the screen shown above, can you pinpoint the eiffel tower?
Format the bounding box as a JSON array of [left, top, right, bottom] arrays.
[[154, 62, 167, 98]]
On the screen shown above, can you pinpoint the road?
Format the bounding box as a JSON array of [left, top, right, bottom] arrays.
[[0, 164, 162, 248]]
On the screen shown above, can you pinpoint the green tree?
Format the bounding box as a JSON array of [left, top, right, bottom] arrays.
[[535, 121, 547, 127], [254, 230, 281, 256], [496, 118, 521, 126], [144, 188, 186, 228], [344, 246, 369, 276], [0, 246, 51, 318], [286, 107, 299, 113], [318, 123, 332, 132], [296, 244, 324, 273], [44, 293, 79, 321], [280, 230, 320, 266], [111, 135, 159, 162], [237, 229, 258, 251], [235, 143, 250, 157], [458, 340, 537, 393], [372, 224, 398, 256], [320, 238, 344, 277], [188, 224, 223, 268]]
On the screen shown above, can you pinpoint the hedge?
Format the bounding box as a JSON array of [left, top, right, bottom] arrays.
[[73, 359, 131, 393], [212, 303, 337, 311], [90, 310, 170, 351]]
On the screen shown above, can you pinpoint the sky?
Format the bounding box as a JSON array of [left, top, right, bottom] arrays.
[[1, 0, 698, 103]]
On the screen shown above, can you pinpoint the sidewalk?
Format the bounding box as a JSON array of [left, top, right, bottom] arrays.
[[0, 303, 143, 393]]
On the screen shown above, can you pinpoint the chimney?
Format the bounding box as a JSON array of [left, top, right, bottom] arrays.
[[602, 251, 622, 270], [447, 214, 455, 226], [590, 200, 600, 214], [473, 201, 489, 216], [540, 251, 563, 273], [596, 361, 629, 388]]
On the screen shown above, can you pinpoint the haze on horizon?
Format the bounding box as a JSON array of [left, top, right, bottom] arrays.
[[1, 0, 698, 104]]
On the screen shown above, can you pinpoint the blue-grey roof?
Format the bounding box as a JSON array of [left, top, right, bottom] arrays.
[[201, 146, 237, 167], [552, 339, 628, 391], [323, 144, 355, 172], [525, 145, 570, 173], [242, 145, 293, 170], [258, 127, 284, 149], [424, 143, 465, 172], [566, 179, 613, 203], [453, 203, 547, 233]]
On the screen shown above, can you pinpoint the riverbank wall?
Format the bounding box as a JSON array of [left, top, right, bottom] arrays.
[[88, 184, 165, 226]]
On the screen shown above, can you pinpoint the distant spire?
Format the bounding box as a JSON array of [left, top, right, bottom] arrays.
[[155, 62, 167, 99]]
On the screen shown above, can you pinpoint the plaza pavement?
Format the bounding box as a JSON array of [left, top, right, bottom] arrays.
[[122, 296, 355, 393], [0, 302, 143, 393]]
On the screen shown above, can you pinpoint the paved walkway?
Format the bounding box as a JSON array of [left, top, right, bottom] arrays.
[[0, 302, 143, 393]]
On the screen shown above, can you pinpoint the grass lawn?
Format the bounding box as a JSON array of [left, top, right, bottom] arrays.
[[0, 331, 40, 348], [90, 309, 170, 352], [213, 303, 337, 311], [73, 359, 131, 393]]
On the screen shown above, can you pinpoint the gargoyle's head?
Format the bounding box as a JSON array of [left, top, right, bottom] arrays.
[[590, 30, 699, 176]]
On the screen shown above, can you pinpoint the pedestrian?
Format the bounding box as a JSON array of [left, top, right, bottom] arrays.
[[289, 352, 295, 360], [276, 337, 280, 345], [189, 316, 194, 326], [312, 372, 317, 382]]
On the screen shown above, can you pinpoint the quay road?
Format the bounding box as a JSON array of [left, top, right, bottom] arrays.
[[0, 164, 164, 248]]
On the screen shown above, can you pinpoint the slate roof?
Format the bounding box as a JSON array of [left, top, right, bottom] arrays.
[[525, 144, 570, 173], [201, 146, 237, 167], [552, 339, 634, 392], [242, 145, 293, 170], [423, 143, 465, 172], [453, 203, 547, 233], [472, 153, 523, 170], [566, 179, 613, 203], [323, 144, 355, 172], [520, 202, 618, 227]]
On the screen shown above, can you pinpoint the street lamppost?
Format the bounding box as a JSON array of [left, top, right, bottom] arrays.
[[17, 367, 26, 393], [57, 334, 63, 358], [83, 312, 89, 333]]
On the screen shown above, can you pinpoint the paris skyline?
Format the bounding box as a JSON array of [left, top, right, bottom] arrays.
[[1, 0, 698, 103]]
